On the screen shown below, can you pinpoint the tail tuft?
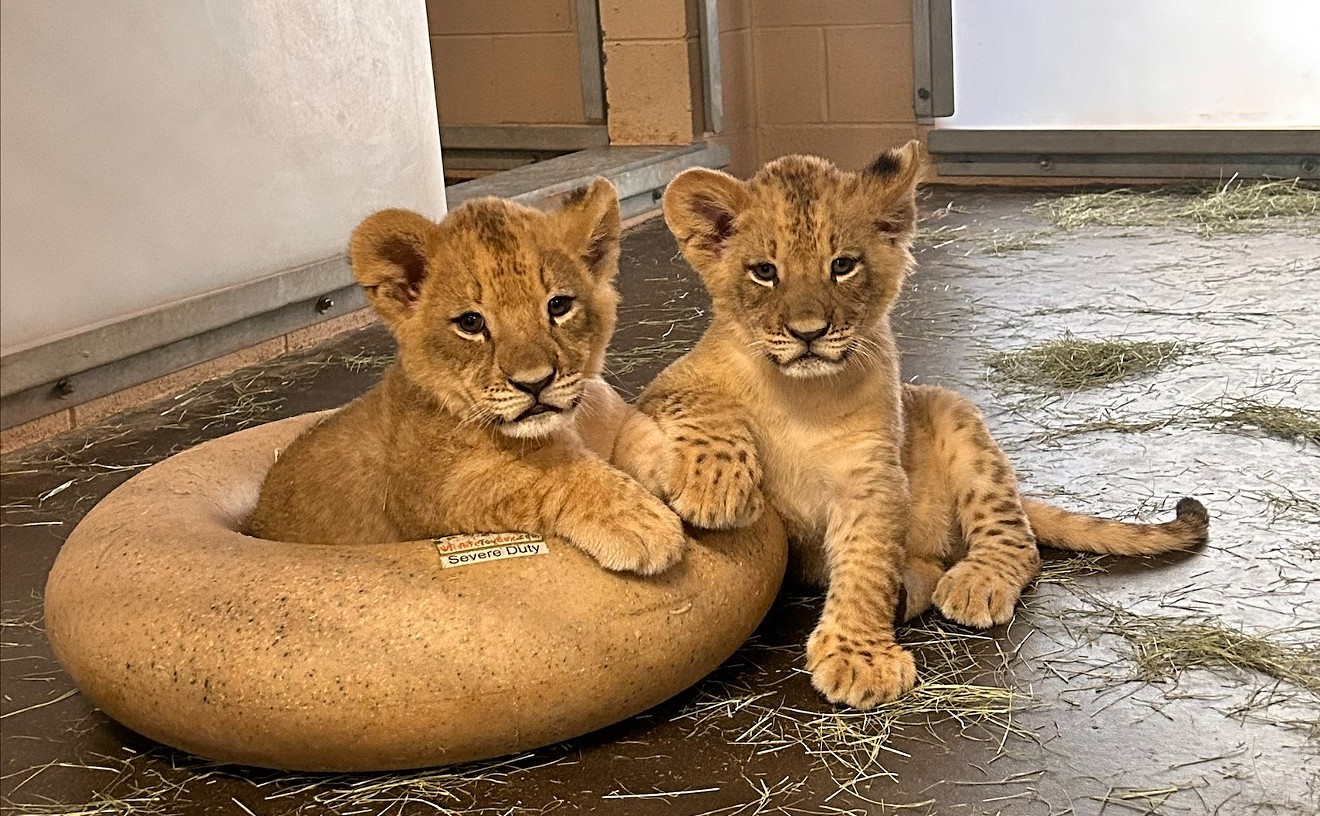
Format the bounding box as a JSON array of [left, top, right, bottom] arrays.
[[1175, 496, 1208, 524], [1174, 496, 1210, 546]]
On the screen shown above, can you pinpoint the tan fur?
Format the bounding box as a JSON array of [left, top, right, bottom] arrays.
[[249, 181, 686, 575], [614, 142, 1208, 708]]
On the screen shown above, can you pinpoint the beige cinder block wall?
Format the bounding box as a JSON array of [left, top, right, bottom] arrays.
[[599, 0, 704, 145], [715, 0, 759, 176], [424, 0, 920, 173], [641, 0, 919, 178], [592, 0, 760, 175], [426, 0, 591, 124], [747, 0, 917, 171]]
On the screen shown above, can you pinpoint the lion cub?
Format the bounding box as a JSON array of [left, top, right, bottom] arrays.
[[249, 180, 686, 575], [614, 142, 1208, 708]]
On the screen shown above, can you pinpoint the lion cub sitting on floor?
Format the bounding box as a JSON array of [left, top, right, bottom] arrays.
[[613, 142, 1208, 708], [250, 180, 685, 575]]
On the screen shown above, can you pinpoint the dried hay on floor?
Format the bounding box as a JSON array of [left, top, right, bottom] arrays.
[[972, 229, 1051, 256], [986, 334, 1189, 391], [916, 223, 1051, 256], [675, 617, 1030, 792], [1027, 394, 1318, 447], [605, 337, 696, 378], [1094, 608, 1320, 695], [6, 791, 177, 816], [914, 222, 969, 249], [1209, 398, 1320, 446], [1088, 782, 1198, 814], [330, 350, 394, 374], [1252, 486, 1320, 525], [155, 349, 394, 433], [2, 750, 568, 816], [1034, 177, 1320, 235], [2, 341, 395, 472], [257, 753, 566, 815], [1033, 554, 1108, 585]]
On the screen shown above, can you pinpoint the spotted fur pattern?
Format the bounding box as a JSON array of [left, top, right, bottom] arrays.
[[614, 142, 1208, 708]]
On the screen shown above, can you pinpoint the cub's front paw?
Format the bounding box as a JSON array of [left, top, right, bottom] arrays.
[[805, 628, 916, 709], [668, 447, 762, 530], [932, 560, 1024, 629], [568, 486, 687, 576], [610, 413, 676, 499]]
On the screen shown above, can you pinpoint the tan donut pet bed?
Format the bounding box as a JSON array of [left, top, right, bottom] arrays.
[[45, 414, 785, 771], [44, 185, 789, 772]]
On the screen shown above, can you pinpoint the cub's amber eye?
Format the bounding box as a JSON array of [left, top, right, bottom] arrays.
[[454, 312, 485, 335], [748, 262, 778, 284], [831, 256, 858, 278], [547, 295, 574, 318]]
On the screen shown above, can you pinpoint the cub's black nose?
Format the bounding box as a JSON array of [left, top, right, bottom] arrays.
[[787, 324, 828, 343], [509, 370, 555, 396]]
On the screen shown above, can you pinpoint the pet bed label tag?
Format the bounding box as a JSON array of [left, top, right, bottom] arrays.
[[433, 532, 549, 569]]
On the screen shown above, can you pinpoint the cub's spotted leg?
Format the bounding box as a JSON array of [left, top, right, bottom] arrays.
[[911, 386, 1040, 628], [806, 457, 916, 708], [618, 389, 763, 530], [897, 403, 957, 622]]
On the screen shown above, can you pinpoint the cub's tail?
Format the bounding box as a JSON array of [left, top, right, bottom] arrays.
[[1022, 497, 1209, 555]]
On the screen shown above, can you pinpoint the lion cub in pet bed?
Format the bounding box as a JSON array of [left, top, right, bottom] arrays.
[[250, 180, 685, 575], [613, 141, 1209, 708]]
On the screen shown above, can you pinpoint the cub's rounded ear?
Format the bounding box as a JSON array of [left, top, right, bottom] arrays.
[[663, 168, 750, 269], [556, 177, 621, 282], [861, 139, 927, 240], [348, 209, 436, 326], [863, 138, 926, 186]]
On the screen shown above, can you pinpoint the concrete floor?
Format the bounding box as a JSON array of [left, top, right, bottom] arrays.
[[2, 189, 1317, 815]]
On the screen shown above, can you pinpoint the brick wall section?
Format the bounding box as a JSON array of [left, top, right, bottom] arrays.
[[597, 0, 762, 166], [425, 0, 588, 125], [749, 0, 917, 171], [600, 0, 702, 145], [423, 0, 919, 169], [713, 0, 758, 176]]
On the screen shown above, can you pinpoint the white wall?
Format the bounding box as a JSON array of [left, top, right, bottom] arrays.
[[944, 0, 1320, 128], [0, 1, 445, 354]]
